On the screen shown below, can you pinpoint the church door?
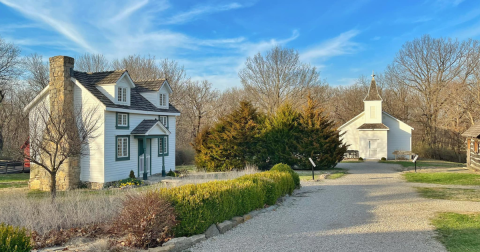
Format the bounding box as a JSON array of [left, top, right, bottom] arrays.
[[368, 139, 378, 159]]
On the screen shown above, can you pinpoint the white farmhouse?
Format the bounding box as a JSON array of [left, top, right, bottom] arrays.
[[338, 73, 413, 160], [24, 56, 180, 190]]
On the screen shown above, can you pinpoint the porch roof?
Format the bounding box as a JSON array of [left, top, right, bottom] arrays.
[[462, 123, 480, 138], [131, 119, 170, 135], [357, 123, 389, 130]]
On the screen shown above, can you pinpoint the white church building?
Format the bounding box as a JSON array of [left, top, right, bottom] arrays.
[[338, 73, 413, 160]]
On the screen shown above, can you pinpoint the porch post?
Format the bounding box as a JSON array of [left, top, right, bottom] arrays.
[[143, 136, 147, 180], [162, 137, 166, 177]]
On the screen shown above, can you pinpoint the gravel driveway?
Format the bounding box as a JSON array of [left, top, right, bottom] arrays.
[[189, 161, 480, 252]]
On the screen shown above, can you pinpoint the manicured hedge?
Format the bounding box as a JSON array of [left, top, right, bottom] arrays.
[[0, 223, 32, 252], [159, 168, 295, 236], [270, 163, 300, 188]]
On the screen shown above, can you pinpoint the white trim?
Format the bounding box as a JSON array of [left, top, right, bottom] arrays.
[[160, 80, 173, 93], [358, 129, 389, 131], [24, 85, 50, 112], [118, 72, 136, 88], [338, 112, 365, 130], [145, 121, 171, 135], [105, 107, 180, 116], [382, 111, 414, 130]]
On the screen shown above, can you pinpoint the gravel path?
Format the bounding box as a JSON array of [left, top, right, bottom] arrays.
[[189, 161, 480, 252]]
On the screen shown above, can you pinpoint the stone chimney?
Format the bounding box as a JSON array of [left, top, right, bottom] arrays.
[[29, 56, 81, 191], [49, 56, 75, 115]]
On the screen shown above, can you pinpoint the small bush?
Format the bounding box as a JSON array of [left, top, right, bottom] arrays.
[[113, 192, 176, 249], [270, 163, 300, 188], [129, 170, 136, 179], [0, 223, 32, 252], [158, 167, 294, 237], [358, 157, 364, 161], [166, 170, 176, 177], [381, 157, 386, 161], [175, 148, 195, 166]]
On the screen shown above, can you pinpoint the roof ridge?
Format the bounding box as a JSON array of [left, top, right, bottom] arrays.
[[134, 78, 166, 82]]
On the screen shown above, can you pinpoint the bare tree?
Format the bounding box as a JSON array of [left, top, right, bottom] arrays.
[[27, 101, 101, 200], [239, 45, 322, 114], [75, 53, 111, 72], [23, 53, 49, 93], [389, 35, 480, 152], [180, 80, 219, 144], [0, 36, 21, 104], [159, 59, 188, 104], [112, 55, 161, 80]]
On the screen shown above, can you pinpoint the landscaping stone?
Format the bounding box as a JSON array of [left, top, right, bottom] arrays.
[[205, 224, 220, 238], [231, 216, 244, 227], [149, 244, 175, 251], [190, 234, 207, 244], [162, 237, 192, 251], [249, 210, 260, 217], [243, 214, 252, 221], [216, 220, 234, 234]]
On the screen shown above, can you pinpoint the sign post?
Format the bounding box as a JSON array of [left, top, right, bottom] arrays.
[[412, 155, 419, 173], [309, 158, 316, 180]]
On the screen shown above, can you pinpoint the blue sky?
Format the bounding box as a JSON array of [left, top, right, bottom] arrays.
[[1, 0, 479, 89]]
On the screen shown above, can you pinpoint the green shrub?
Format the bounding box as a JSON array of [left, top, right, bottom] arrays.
[[166, 169, 176, 177], [270, 163, 300, 188], [129, 170, 136, 179], [0, 223, 32, 252], [158, 169, 294, 237], [381, 157, 386, 161], [358, 157, 364, 161]]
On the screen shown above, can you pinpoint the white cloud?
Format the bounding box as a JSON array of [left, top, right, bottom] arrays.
[[109, 0, 150, 23], [0, 0, 97, 52], [162, 2, 243, 25], [300, 30, 361, 62]]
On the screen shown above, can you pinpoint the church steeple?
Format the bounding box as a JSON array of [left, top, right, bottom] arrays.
[[364, 71, 382, 101]]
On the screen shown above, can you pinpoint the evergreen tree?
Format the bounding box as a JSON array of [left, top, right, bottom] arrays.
[[194, 101, 261, 171], [257, 103, 302, 169], [296, 95, 347, 169]]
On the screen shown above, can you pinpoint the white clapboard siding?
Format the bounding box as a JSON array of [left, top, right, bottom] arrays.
[[383, 114, 412, 159], [104, 112, 176, 182], [74, 84, 106, 182], [339, 113, 365, 153]]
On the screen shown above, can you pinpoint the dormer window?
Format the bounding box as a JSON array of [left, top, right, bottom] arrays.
[[159, 93, 167, 107], [118, 87, 127, 103]]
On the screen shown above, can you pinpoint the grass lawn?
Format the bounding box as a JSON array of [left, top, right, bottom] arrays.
[[404, 173, 480, 185], [380, 159, 465, 168], [0, 173, 29, 189], [296, 168, 348, 180], [416, 187, 480, 202], [175, 165, 196, 172], [432, 212, 480, 252]]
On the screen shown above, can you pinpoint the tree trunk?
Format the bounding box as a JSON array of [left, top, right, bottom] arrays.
[[50, 172, 57, 202]]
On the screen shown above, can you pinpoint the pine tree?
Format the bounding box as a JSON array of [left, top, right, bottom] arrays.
[[296, 94, 347, 169], [257, 102, 302, 169], [193, 101, 261, 171]]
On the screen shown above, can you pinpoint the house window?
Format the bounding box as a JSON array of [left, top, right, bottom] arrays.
[[116, 113, 129, 129], [159, 116, 168, 128], [159, 93, 167, 107], [158, 136, 169, 156], [116, 136, 130, 161], [118, 87, 127, 103], [370, 106, 376, 119]]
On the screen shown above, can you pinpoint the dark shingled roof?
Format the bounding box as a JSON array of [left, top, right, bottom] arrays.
[[462, 123, 480, 138], [131, 119, 160, 134], [357, 123, 389, 130], [73, 70, 180, 114], [364, 77, 382, 101], [134, 79, 166, 92]]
